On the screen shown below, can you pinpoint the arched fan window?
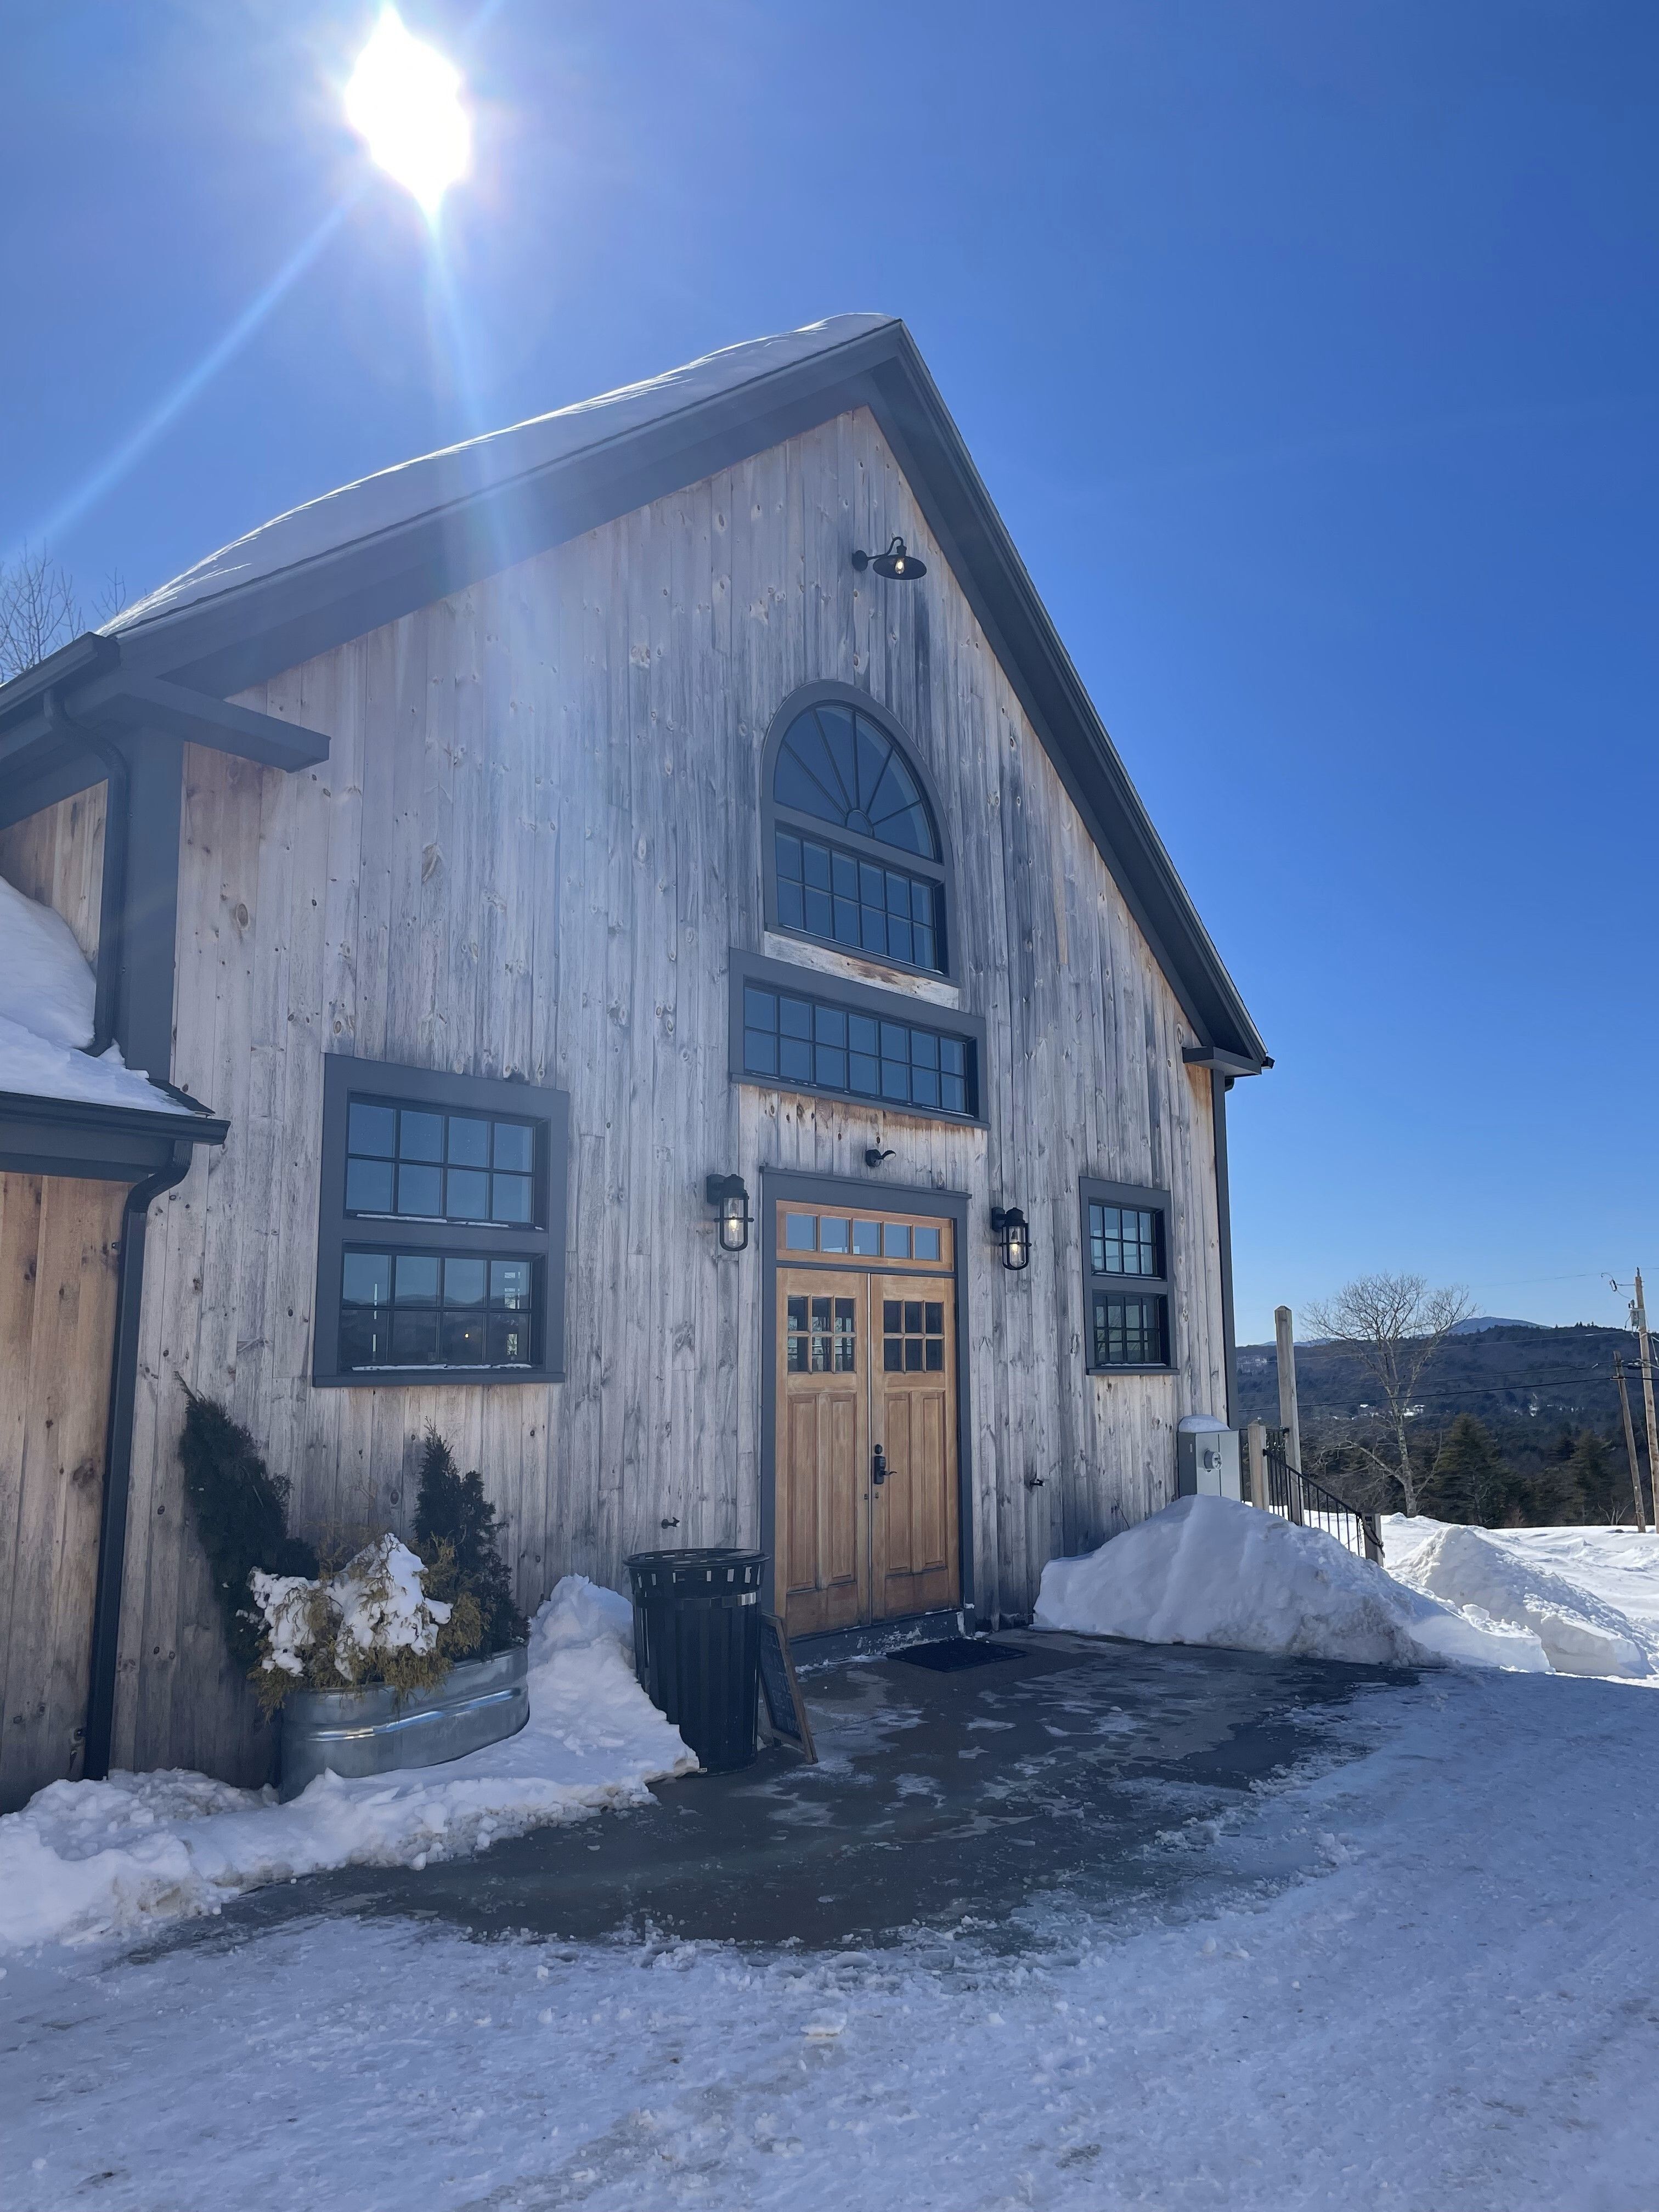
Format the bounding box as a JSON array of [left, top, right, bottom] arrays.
[[766, 695, 950, 976]]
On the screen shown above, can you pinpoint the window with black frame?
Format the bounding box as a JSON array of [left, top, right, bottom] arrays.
[[1079, 1177, 1173, 1372], [766, 695, 950, 978], [313, 1059, 568, 1386]]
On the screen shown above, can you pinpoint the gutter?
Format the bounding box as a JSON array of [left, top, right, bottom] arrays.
[[82, 1141, 195, 1781]]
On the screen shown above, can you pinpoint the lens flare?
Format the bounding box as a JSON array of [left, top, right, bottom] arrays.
[[345, 8, 470, 216]]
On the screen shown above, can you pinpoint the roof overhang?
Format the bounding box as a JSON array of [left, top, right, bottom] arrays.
[[0, 318, 1267, 1067], [0, 1088, 229, 1182]]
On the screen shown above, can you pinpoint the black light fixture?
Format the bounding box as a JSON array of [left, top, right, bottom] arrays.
[[852, 535, 927, 582], [705, 1173, 751, 1254], [990, 1204, 1031, 1272]]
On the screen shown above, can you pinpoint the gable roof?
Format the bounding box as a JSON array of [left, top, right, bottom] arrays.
[[0, 314, 1267, 1069]]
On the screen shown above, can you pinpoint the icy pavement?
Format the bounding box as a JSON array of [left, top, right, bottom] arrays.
[[4, 1645, 1659, 2209]]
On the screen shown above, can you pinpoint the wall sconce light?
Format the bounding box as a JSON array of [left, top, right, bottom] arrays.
[[990, 1205, 1031, 1272], [705, 1173, 751, 1253], [852, 535, 927, 582]]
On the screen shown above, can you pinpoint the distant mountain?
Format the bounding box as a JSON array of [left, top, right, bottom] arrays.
[[1448, 1315, 1543, 1335], [1235, 1321, 1635, 1430]]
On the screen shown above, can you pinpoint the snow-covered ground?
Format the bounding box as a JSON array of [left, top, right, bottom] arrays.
[[0, 1578, 692, 1951], [4, 1662, 1657, 2211], [1035, 1496, 1548, 1668], [1384, 1516, 1659, 1679]]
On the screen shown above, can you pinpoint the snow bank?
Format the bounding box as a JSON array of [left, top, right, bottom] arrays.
[[0, 1576, 693, 1953], [1035, 1496, 1548, 1670], [1386, 1517, 1657, 1679], [0, 872, 188, 1111]]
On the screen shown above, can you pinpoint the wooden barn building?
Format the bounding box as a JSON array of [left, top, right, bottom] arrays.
[[0, 315, 1268, 1808]]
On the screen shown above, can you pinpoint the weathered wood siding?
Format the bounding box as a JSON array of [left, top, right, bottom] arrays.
[[115, 407, 1227, 1780], [0, 792, 121, 1809]]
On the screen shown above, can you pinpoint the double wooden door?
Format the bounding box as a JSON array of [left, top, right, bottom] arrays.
[[775, 1202, 960, 1637]]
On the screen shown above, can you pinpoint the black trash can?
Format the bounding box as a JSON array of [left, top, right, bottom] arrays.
[[625, 1547, 764, 1773]]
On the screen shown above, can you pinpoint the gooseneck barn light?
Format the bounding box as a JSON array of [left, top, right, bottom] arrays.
[[705, 1173, 752, 1253], [990, 1205, 1031, 1272], [852, 535, 927, 581]]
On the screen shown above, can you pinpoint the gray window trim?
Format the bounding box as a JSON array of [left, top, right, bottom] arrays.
[[759, 681, 958, 984], [759, 1168, 975, 1630], [729, 950, 987, 1127], [1079, 1175, 1175, 1375], [313, 1056, 569, 1387]]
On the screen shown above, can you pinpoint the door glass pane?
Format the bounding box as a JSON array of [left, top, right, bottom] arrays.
[[786, 1295, 809, 1372], [785, 1213, 817, 1250], [834, 1297, 857, 1372], [883, 1223, 911, 1259], [852, 1220, 881, 1255], [818, 1217, 850, 1253], [913, 1224, 941, 1262]]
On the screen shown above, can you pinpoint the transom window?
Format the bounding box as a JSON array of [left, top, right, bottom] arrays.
[[766, 695, 950, 977], [345, 1099, 536, 1224], [1079, 1177, 1173, 1373], [742, 984, 975, 1117]]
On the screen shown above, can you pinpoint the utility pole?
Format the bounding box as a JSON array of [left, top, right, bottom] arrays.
[[1634, 1271, 1658, 1533], [1274, 1305, 1302, 1472], [1614, 1356, 1649, 1534]]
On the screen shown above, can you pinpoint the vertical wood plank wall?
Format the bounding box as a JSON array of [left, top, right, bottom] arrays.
[[113, 407, 1230, 1781], [0, 788, 121, 1811]]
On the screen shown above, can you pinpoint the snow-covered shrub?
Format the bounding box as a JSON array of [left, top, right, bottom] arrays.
[[413, 1427, 527, 1654], [178, 1387, 318, 1669], [250, 1534, 483, 1711]]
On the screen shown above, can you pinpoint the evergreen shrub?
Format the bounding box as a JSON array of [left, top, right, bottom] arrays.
[[179, 1387, 318, 1669], [414, 1427, 528, 1652]]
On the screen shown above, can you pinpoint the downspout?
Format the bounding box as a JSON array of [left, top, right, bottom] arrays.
[[1211, 1069, 1240, 1429], [42, 690, 128, 1058], [83, 1140, 193, 1781]]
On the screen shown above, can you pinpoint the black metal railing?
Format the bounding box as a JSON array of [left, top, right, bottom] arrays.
[[1251, 1434, 1383, 1565]]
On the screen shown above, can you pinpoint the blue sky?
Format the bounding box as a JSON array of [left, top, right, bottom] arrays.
[[6, 2, 1656, 1342]]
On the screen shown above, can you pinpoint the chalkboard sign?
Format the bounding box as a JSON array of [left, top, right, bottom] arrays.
[[758, 1614, 817, 1763]]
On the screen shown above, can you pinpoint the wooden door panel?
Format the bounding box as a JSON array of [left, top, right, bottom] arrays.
[[870, 1276, 959, 1620], [777, 1270, 867, 1637]]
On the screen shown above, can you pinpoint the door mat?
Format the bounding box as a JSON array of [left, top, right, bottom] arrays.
[[889, 1638, 1023, 1673]]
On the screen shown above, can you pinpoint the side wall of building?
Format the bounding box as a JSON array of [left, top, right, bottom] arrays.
[[112, 406, 1227, 1781], [0, 790, 123, 1811]]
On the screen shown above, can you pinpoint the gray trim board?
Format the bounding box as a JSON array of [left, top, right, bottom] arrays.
[[729, 949, 988, 1127], [312, 1055, 571, 1387], [759, 1167, 976, 1630]]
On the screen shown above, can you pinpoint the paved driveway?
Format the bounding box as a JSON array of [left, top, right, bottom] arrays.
[[173, 1629, 1399, 1956]]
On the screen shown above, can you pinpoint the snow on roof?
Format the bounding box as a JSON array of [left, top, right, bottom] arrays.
[[0, 872, 190, 1115], [107, 314, 896, 640]]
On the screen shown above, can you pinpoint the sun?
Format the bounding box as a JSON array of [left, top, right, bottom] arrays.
[[345, 8, 470, 217]]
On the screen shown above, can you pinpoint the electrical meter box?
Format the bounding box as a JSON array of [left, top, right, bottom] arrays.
[[1176, 1415, 1242, 1502]]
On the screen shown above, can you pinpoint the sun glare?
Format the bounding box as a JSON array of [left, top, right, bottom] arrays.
[[345, 8, 470, 217]]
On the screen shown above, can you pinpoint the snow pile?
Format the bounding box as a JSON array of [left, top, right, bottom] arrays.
[[252, 1533, 450, 1688], [0, 871, 188, 1111], [1385, 1516, 1658, 1679], [0, 1576, 693, 1953], [1035, 1496, 1548, 1669]]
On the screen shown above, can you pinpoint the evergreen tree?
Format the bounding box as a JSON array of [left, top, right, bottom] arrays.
[[1561, 1429, 1621, 1523], [414, 1429, 527, 1653], [178, 1389, 318, 1668], [1423, 1413, 1515, 1526]]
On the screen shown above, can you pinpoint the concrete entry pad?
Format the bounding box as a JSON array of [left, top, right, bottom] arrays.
[[194, 1630, 1399, 1957]]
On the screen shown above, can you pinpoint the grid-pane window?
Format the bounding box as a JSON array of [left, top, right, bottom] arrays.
[[1092, 1293, 1167, 1370], [883, 1297, 945, 1373], [345, 1100, 537, 1224], [786, 1294, 857, 1374], [774, 830, 943, 974], [339, 1252, 538, 1371], [1088, 1204, 1160, 1279], [742, 985, 975, 1119], [1080, 1178, 1172, 1372]]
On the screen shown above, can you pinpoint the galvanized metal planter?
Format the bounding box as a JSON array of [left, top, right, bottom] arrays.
[[277, 1645, 529, 1802]]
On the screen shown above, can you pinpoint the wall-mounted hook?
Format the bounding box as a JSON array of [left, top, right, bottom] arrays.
[[864, 1146, 896, 1169], [660, 1516, 680, 1531], [1024, 1472, 1047, 1490]]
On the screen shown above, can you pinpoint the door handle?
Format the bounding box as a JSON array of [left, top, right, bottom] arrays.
[[871, 1444, 888, 1487]]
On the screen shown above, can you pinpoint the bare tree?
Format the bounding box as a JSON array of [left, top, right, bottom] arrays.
[[0, 545, 125, 681], [1304, 1272, 1473, 1515]]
